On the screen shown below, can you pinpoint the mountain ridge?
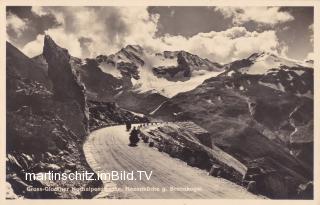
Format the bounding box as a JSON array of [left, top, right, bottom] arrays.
[[6, 35, 314, 199]]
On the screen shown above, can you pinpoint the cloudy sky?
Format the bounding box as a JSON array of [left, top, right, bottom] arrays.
[[6, 6, 313, 63]]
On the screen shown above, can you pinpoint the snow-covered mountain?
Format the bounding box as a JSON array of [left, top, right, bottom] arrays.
[[94, 49, 313, 99], [225, 52, 311, 75], [93, 45, 224, 98], [222, 52, 313, 98], [152, 50, 222, 79]]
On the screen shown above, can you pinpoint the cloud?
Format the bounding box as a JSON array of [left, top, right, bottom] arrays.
[[170, 9, 175, 17], [31, 6, 48, 16], [309, 23, 313, 43], [6, 12, 28, 37], [21, 6, 286, 63], [306, 52, 314, 61], [156, 27, 284, 63], [22, 27, 83, 58], [22, 34, 44, 57], [215, 7, 294, 26], [24, 7, 158, 58]]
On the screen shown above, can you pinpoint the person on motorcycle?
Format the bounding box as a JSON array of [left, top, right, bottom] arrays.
[[129, 127, 140, 146]]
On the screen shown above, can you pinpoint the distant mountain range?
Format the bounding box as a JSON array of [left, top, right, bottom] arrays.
[[6, 35, 314, 199]]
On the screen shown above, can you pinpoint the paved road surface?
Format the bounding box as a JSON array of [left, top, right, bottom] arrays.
[[83, 125, 262, 199]]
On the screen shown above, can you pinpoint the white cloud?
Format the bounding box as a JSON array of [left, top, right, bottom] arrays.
[[22, 34, 44, 57], [156, 27, 283, 63], [22, 7, 286, 63], [31, 7, 47, 16], [309, 23, 314, 43], [26, 7, 158, 58], [306, 52, 314, 61], [215, 7, 294, 26], [22, 28, 83, 58], [6, 12, 28, 37]]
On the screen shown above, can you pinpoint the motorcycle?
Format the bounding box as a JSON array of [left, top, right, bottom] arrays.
[[129, 127, 140, 146]]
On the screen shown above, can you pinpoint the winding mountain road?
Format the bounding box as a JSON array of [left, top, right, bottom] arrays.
[[83, 124, 262, 199]]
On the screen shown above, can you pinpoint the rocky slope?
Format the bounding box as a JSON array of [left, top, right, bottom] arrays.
[[7, 39, 97, 198], [88, 100, 148, 131], [152, 50, 223, 80], [6, 37, 147, 199], [139, 122, 248, 184], [152, 53, 314, 199]]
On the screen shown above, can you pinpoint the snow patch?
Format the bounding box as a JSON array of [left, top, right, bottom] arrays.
[[133, 67, 223, 98], [81, 59, 87, 65], [287, 74, 293, 81], [240, 53, 304, 75], [99, 62, 122, 79], [129, 52, 224, 98], [293, 70, 305, 76], [115, 85, 123, 90], [149, 101, 167, 115], [149, 53, 178, 67], [173, 112, 183, 116], [259, 81, 285, 92], [227, 70, 235, 77], [122, 109, 145, 118], [206, 99, 214, 104], [296, 90, 313, 99]]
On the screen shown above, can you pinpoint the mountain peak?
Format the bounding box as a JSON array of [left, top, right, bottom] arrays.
[[112, 44, 145, 66], [225, 50, 310, 76], [247, 51, 279, 62], [123, 45, 144, 54], [44, 35, 57, 50], [43, 35, 70, 62]]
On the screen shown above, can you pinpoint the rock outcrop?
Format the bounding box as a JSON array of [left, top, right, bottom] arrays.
[[6, 39, 98, 199], [153, 51, 223, 80], [43, 35, 89, 137]]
